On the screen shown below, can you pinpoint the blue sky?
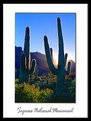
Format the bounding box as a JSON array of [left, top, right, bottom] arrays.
[[15, 13, 76, 63]]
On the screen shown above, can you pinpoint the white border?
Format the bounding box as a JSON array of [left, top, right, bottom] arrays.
[[3, 4, 88, 118]]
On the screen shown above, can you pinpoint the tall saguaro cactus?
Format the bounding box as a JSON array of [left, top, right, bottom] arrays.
[[44, 17, 71, 96], [19, 27, 36, 83]]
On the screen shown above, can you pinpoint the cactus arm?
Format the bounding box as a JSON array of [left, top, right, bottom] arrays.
[[20, 52, 27, 71], [65, 61, 71, 75], [50, 48, 53, 61], [19, 52, 28, 82], [57, 17, 65, 69], [44, 36, 58, 75], [24, 27, 30, 54], [24, 27, 31, 69], [29, 59, 36, 74], [64, 53, 68, 67], [67, 61, 71, 74]]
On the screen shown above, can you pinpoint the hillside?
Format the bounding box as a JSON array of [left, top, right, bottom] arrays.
[[15, 46, 76, 78]]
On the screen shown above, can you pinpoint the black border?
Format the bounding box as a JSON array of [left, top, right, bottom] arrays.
[[1, 2, 89, 120]]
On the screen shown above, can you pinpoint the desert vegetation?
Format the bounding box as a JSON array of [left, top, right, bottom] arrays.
[[15, 74, 75, 103]]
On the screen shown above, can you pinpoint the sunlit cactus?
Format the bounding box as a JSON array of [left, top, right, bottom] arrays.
[[19, 27, 36, 83], [44, 17, 71, 96]]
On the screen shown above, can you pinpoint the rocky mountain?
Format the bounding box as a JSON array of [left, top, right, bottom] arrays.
[[69, 60, 76, 73], [15, 46, 50, 78], [15, 46, 76, 78], [65, 60, 76, 74], [31, 52, 50, 76]]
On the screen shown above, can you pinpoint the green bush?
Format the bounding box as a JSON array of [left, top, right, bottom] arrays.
[[15, 76, 76, 103], [15, 82, 53, 103], [15, 78, 19, 83], [64, 79, 76, 97]]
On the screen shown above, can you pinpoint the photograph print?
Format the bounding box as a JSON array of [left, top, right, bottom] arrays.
[[15, 13, 76, 103]]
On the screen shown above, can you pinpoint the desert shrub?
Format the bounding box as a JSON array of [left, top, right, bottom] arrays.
[[15, 83, 33, 102], [72, 79, 76, 87], [38, 78, 56, 91], [15, 79, 19, 83], [32, 88, 53, 102], [64, 79, 76, 98], [15, 82, 53, 103], [39, 88, 53, 102], [15, 75, 76, 103]]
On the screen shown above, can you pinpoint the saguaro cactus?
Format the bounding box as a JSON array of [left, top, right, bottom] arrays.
[[19, 27, 36, 83], [50, 48, 53, 61], [44, 17, 71, 96]]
